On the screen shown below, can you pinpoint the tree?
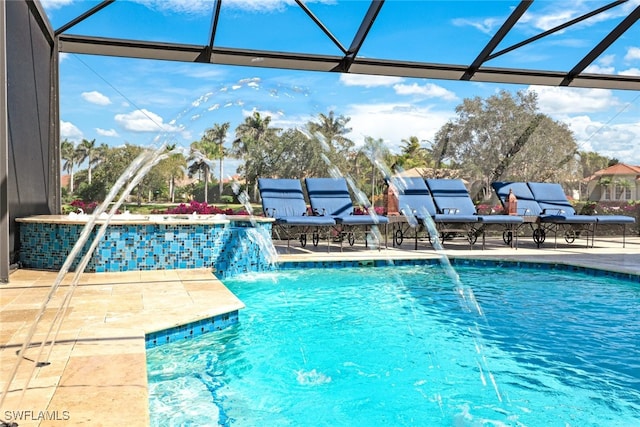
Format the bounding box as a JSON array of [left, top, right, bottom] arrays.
[[269, 128, 326, 179], [89, 144, 146, 202], [188, 124, 227, 204], [158, 144, 187, 203], [396, 136, 432, 170], [434, 90, 579, 200], [232, 111, 281, 201], [579, 151, 613, 178], [356, 137, 391, 207], [187, 141, 212, 203], [205, 123, 230, 200], [306, 111, 354, 174], [76, 139, 100, 185], [60, 139, 79, 193]]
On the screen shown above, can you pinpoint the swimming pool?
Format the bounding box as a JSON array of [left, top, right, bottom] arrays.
[[147, 263, 640, 426]]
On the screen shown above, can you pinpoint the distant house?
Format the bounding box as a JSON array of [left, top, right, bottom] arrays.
[[61, 174, 71, 189], [585, 163, 640, 202], [395, 167, 464, 180]]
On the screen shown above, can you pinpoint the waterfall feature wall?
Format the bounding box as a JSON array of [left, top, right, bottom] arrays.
[[17, 215, 275, 278]]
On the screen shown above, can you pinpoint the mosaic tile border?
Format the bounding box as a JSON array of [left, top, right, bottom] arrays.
[[145, 311, 239, 349], [278, 257, 640, 283]]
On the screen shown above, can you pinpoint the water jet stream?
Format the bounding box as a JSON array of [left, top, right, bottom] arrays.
[[0, 146, 171, 410]]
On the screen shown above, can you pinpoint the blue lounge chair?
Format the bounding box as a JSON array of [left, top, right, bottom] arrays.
[[492, 181, 597, 248], [389, 176, 480, 249], [305, 177, 388, 249], [425, 178, 523, 248], [258, 178, 335, 250], [527, 182, 635, 247]]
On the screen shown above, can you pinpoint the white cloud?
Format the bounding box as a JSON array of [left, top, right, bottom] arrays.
[[343, 103, 452, 153], [81, 91, 112, 106], [96, 128, 119, 137], [529, 10, 576, 32], [339, 74, 404, 88], [625, 46, 640, 62], [40, 0, 74, 10], [451, 17, 501, 34], [584, 64, 615, 74], [239, 108, 287, 128], [60, 120, 83, 142], [598, 54, 616, 67], [521, 2, 629, 33], [174, 64, 227, 80], [134, 0, 213, 15], [619, 67, 640, 76], [114, 109, 184, 133], [564, 115, 640, 164], [529, 86, 620, 114], [225, 0, 336, 13], [393, 83, 458, 101]]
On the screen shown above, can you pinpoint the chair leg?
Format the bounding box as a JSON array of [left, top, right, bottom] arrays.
[[384, 223, 388, 249]]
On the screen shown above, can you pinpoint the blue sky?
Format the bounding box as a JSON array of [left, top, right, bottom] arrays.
[[43, 0, 640, 177]]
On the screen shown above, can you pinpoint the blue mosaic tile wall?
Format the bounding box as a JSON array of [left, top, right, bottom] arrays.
[[145, 311, 239, 349], [18, 220, 275, 278]]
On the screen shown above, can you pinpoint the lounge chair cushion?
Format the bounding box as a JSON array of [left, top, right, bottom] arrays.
[[527, 182, 578, 216], [391, 177, 437, 219], [526, 182, 597, 224], [432, 213, 480, 223], [593, 215, 635, 224], [478, 215, 523, 225], [305, 178, 354, 217], [428, 178, 521, 225], [491, 181, 541, 216], [426, 178, 477, 216], [258, 178, 336, 226], [305, 177, 388, 225]]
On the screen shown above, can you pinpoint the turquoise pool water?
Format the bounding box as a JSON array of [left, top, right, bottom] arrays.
[[147, 264, 640, 426]]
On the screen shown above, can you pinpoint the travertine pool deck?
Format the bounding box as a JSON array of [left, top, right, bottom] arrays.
[[0, 269, 244, 427], [0, 236, 639, 426]]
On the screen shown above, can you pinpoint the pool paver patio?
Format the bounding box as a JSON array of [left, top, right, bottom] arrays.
[[0, 236, 638, 426]]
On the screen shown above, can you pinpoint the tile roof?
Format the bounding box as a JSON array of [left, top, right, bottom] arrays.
[[593, 163, 640, 176]]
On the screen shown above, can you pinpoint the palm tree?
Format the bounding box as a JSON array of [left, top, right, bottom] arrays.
[[360, 137, 390, 207], [60, 139, 79, 193], [203, 122, 230, 201], [233, 111, 280, 200], [187, 143, 212, 204], [76, 139, 97, 184], [397, 136, 433, 170], [159, 144, 186, 203], [400, 136, 421, 155], [306, 111, 353, 171], [188, 127, 225, 204], [93, 143, 109, 177], [307, 111, 353, 152]]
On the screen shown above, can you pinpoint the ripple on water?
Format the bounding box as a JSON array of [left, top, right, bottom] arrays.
[[147, 265, 640, 426]]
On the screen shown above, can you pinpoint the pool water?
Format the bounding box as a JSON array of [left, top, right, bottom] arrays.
[[147, 264, 640, 426]]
